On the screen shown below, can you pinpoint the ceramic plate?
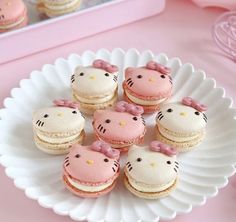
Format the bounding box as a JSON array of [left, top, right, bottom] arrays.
[[0, 48, 236, 222]]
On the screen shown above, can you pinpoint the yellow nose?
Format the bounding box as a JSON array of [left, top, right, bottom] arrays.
[[150, 162, 156, 167], [148, 77, 155, 82], [119, 121, 126, 127], [86, 160, 94, 165], [57, 113, 63, 117], [180, 112, 187, 116], [89, 75, 96, 80]]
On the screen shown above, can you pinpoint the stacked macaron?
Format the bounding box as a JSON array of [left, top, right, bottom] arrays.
[[33, 99, 85, 154], [37, 0, 82, 17], [124, 141, 179, 199], [63, 141, 120, 197], [123, 61, 173, 113], [72, 59, 119, 114], [156, 97, 208, 152], [0, 0, 28, 33]]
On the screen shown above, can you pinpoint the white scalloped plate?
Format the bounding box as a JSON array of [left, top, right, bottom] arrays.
[[0, 48, 236, 222]]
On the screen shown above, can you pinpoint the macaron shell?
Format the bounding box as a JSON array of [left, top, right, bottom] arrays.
[[93, 110, 146, 142], [125, 146, 178, 185], [72, 66, 118, 97], [0, 0, 26, 23], [124, 67, 172, 100], [157, 103, 207, 134], [33, 106, 85, 133], [124, 174, 178, 199], [0, 14, 27, 32], [63, 175, 117, 198]]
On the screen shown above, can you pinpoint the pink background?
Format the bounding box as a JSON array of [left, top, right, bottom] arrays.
[[1, 0, 236, 221]]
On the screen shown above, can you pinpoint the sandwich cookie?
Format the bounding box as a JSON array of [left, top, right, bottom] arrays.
[[0, 0, 28, 33], [71, 59, 119, 115], [93, 101, 146, 152], [33, 99, 85, 155], [124, 141, 179, 199], [63, 141, 120, 198], [123, 61, 173, 113], [156, 97, 208, 152]]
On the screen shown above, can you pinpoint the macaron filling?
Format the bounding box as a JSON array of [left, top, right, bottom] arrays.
[[125, 174, 176, 193], [125, 90, 167, 106], [66, 176, 114, 192], [0, 15, 25, 29]]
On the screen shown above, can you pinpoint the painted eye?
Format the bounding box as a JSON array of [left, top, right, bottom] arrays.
[[72, 110, 77, 114], [105, 119, 111, 123], [104, 158, 109, 162], [136, 158, 142, 162], [137, 75, 142, 78], [79, 72, 84, 76], [75, 154, 80, 158], [133, 117, 138, 121], [167, 161, 171, 164], [44, 114, 49, 118], [104, 73, 109, 77], [167, 108, 173, 112], [160, 74, 166, 79], [195, 111, 200, 115]]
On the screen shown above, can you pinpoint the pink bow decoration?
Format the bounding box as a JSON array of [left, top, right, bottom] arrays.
[[93, 59, 118, 73], [115, 101, 144, 116], [182, 97, 207, 112], [90, 140, 120, 159], [150, 141, 178, 157], [146, 61, 171, 75], [53, 99, 80, 109]]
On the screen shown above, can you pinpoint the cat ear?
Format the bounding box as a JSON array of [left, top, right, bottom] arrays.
[[125, 67, 135, 78], [75, 66, 84, 73], [93, 110, 105, 119]]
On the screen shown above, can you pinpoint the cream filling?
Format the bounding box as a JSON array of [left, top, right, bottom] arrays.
[[158, 126, 200, 142], [67, 176, 113, 192], [75, 93, 115, 104], [128, 176, 176, 193], [37, 132, 80, 144], [125, 90, 166, 106], [0, 16, 25, 29], [45, 0, 79, 10]]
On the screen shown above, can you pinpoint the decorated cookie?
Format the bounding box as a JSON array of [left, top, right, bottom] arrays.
[[33, 99, 85, 155], [156, 97, 208, 152], [63, 141, 120, 198], [93, 101, 146, 152], [0, 0, 28, 33], [37, 0, 82, 18], [71, 59, 119, 115], [124, 141, 179, 199], [123, 61, 172, 113]]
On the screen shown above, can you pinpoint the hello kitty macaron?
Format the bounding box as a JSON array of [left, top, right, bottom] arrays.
[[124, 141, 179, 199], [71, 59, 119, 115], [33, 99, 85, 155], [156, 97, 208, 152], [63, 141, 120, 198], [93, 101, 146, 152], [123, 61, 173, 113]]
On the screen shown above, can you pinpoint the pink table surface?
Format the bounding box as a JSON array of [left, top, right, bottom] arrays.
[[1, 0, 236, 221]]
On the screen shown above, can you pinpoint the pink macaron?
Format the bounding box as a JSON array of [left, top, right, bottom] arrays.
[[63, 141, 120, 198], [123, 61, 173, 113], [0, 0, 28, 33], [92, 101, 146, 152]]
